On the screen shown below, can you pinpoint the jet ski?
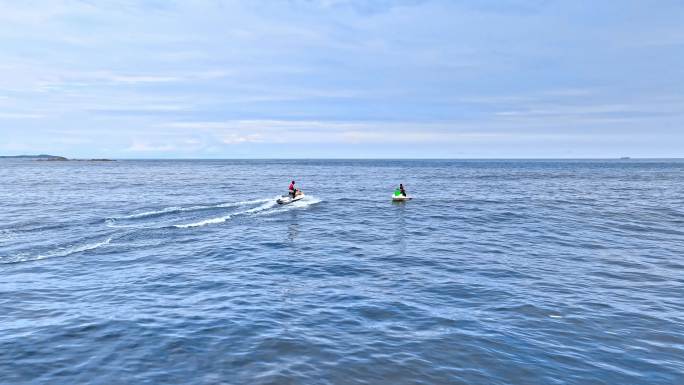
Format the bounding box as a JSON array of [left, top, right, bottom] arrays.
[[277, 192, 305, 205], [392, 188, 411, 201], [392, 195, 412, 202]]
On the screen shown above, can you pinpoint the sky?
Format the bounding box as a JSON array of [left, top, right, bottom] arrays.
[[0, 0, 683, 158]]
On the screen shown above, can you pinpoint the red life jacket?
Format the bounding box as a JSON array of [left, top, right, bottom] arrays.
[[289, 182, 295, 191]]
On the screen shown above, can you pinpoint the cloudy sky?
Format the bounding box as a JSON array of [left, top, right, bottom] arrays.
[[0, 0, 682, 158]]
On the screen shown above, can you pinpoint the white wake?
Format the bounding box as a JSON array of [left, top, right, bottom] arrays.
[[173, 195, 321, 228], [2, 237, 112, 264], [110, 198, 273, 220]]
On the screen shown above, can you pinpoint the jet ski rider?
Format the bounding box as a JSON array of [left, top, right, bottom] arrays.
[[289, 180, 298, 198], [399, 183, 407, 197]]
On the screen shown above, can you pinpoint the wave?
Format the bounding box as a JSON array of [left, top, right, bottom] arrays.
[[2, 237, 112, 264], [0, 229, 17, 244], [109, 198, 273, 220]]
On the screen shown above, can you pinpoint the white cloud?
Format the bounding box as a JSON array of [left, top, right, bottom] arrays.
[[160, 119, 596, 145], [126, 142, 177, 152], [220, 134, 263, 144], [0, 112, 44, 119]]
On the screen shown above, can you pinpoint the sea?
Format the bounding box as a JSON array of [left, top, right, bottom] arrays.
[[1, 159, 683, 385]]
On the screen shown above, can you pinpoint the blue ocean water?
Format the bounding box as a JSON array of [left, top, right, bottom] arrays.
[[1, 159, 683, 385]]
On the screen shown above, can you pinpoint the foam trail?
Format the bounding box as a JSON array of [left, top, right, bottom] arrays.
[[117, 206, 184, 219], [105, 218, 145, 229], [243, 200, 278, 214], [112, 198, 273, 220], [37, 238, 112, 260], [173, 196, 280, 228], [256, 195, 322, 216], [174, 215, 231, 229], [291, 195, 322, 208], [173, 196, 282, 228], [217, 198, 271, 208], [173, 195, 321, 228], [1, 237, 113, 264]]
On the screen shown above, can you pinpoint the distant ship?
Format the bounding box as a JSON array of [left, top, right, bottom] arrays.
[[620, 157, 631, 160]]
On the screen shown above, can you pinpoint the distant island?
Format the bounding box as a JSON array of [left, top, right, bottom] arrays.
[[0, 154, 68, 160], [0, 154, 114, 161]]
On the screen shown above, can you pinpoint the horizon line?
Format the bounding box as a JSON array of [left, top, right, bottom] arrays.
[[3, 155, 683, 161]]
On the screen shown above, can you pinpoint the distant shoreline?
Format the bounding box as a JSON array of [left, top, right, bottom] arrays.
[[0, 154, 66, 159], [0, 155, 114, 161]]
